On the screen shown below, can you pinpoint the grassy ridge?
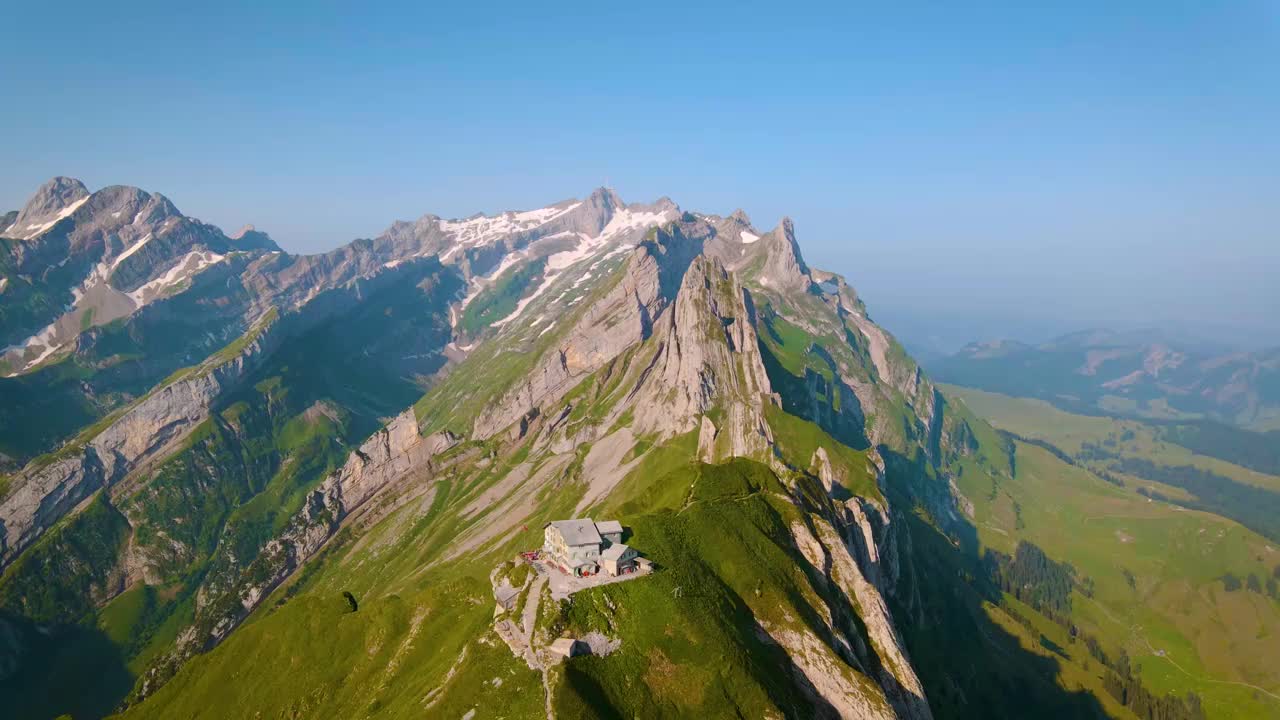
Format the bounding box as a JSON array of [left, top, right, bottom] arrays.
[[556, 459, 886, 718]]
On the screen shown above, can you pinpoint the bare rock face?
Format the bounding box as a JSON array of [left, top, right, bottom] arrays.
[[472, 243, 665, 439], [3, 176, 90, 240], [0, 312, 282, 567], [813, 518, 932, 720], [335, 410, 456, 511], [632, 255, 775, 458], [697, 415, 718, 461], [0, 454, 105, 566], [758, 217, 812, 292], [812, 447, 836, 494]]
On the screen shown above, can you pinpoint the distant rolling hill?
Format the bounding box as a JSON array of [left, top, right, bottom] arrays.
[[928, 330, 1280, 432]]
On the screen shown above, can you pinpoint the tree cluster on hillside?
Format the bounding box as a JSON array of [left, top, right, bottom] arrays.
[[1101, 649, 1207, 720], [1000, 430, 1076, 467], [1078, 440, 1117, 463], [984, 542, 1207, 720], [1161, 422, 1280, 477], [985, 541, 1075, 621], [1116, 457, 1280, 545], [1219, 569, 1280, 600]]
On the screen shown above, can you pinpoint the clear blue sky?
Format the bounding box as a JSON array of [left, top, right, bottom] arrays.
[[2, 1, 1277, 349]]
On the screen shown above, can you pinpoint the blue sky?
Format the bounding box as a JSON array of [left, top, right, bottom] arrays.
[[2, 2, 1277, 349]]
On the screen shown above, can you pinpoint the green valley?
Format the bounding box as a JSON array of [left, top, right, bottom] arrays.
[[942, 384, 1280, 719]]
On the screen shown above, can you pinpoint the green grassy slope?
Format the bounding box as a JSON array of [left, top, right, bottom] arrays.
[[942, 384, 1280, 720], [0, 269, 460, 720], [555, 459, 890, 718], [113, 447, 903, 720]]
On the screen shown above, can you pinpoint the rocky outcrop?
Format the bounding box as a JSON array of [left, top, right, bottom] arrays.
[[813, 518, 931, 720], [0, 311, 283, 568], [133, 408, 461, 702], [472, 242, 666, 439], [757, 217, 812, 292], [632, 255, 776, 457], [789, 510, 931, 720], [2, 176, 90, 241], [758, 618, 898, 720]]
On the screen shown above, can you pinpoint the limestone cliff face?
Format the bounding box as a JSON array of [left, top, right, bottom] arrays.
[[813, 516, 931, 720], [0, 312, 283, 567], [759, 218, 813, 292], [133, 408, 461, 701], [793, 448, 931, 720], [471, 242, 666, 439], [632, 255, 776, 458], [201, 408, 456, 628]]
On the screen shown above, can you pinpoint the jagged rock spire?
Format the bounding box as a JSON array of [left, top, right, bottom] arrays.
[[761, 216, 812, 291]]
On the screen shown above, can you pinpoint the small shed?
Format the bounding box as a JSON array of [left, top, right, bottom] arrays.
[[635, 557, 654, 573], [549, 638, 584, 658], [595, 519, 624, 546], [601, 543, 639, 576]]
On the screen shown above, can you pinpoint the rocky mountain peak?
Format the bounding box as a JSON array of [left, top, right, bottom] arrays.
[[585, 186, 623, 212], [757, 216, 812, 291], [630, 253, 776, 457], [227, 225, 281, 252], [22, 176, 89, 215], [5, 176, 91, 239]]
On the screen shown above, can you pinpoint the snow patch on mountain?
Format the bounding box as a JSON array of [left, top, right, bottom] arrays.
[[439, 202, 581, 248], [3, 320, 66, 375], [128, 250, 225, 304], [599, 207, 674, 242], [488, 206, 674, 328], [3, 249, 228, 376], [740, 230, 760, 244], [12, 196, 89, 239], [112, 233, 154, 269]]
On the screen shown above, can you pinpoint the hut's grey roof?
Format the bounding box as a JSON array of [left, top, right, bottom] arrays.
[[549, 519, 602, 547], [595, 519, 624, 535], [601, 543, 632, 561]]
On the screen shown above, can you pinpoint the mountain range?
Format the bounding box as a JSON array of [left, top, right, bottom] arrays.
[[0, 178, 1233, 719], [928, 330, 1280, 432]]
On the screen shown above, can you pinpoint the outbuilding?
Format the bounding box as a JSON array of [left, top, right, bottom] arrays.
[[595, 519, 624, 546], [549, 638, 584, 658], [601, 543, 639, 576]]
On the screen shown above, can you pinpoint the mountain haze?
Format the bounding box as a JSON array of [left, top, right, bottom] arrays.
[[931, 330, 1280, 432]]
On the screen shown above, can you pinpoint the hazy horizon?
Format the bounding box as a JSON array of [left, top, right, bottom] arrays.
[[3, 2, 1276, 350]]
